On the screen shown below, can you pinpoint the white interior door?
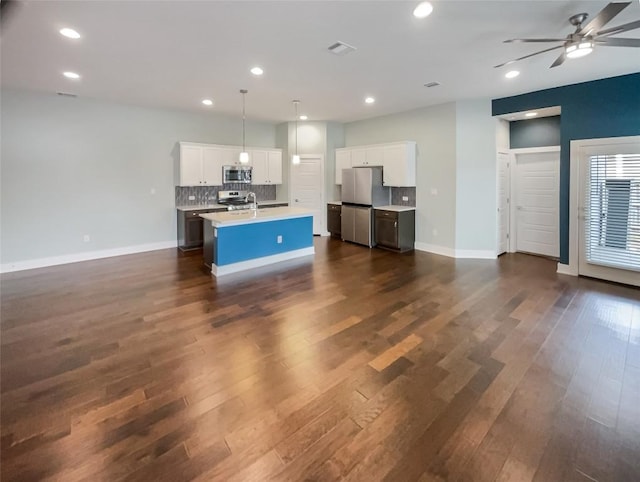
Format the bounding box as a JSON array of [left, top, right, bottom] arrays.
[[290, 154, 325, 235], [497, 151, 511, 255], [578, 139, 640, 286], [514, 151, 560, 257]]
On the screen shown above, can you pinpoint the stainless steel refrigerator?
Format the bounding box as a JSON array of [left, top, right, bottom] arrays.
[[341, 167, 390, 247]]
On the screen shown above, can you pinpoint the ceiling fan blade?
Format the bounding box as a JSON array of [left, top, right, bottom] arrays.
[[597, 19, 640, 36], [504, 38, 566, 43], [596, 37, 640, 47], [494, 45, 563, 68], [550, 52, 567, 68], [579, 2, 631, 36]]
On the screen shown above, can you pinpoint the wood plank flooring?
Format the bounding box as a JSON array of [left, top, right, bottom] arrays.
[[1, 237, 639, 481]]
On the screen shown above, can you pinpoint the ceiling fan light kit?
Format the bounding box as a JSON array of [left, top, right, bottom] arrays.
[[565, 40, 594, 59], [495, 1, 640, 69]]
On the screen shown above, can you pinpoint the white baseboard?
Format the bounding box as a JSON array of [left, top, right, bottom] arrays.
[[557, 262, 578, 276], [455, 249, 497, 259], [211, 247, 315, 277], [414, 243, 496, 259], [414, 242, 456, 258], [0, 240, 178, 273]]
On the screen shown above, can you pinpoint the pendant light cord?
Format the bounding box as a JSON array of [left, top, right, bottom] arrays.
[[294, 101, 299, 157], [240, 89, 248, 153]]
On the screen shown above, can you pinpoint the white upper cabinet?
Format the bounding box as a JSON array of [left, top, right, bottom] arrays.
[[267, 150, 283, 184], [178, 142, 282, 186], [335, 149, 352, 185], [334, 141, 416, 187], [382, 142, 417, 187], [202, 146, 223, 185], [251, 149, 282, 185], [365, 146, 384, 166], [179, 143, 205, 186], [350, 148, 367, 167]]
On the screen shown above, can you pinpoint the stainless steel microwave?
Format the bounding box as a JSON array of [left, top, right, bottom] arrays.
[[222, 165, 252, 184]]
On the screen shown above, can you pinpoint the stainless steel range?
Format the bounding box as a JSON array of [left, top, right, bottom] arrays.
[[217, 190, 257, 211]]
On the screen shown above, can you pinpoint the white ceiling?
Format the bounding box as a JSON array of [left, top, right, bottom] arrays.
[[1, 1, 639, 123]]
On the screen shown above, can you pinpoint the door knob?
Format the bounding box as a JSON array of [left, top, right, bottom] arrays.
[[295, 199, 299, 202]]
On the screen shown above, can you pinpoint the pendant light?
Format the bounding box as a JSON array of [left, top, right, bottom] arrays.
[[239, 89, 249, 164], [292, 100, 300, 165]]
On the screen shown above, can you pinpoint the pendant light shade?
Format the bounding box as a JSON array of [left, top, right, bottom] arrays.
[[292, 100, 301, 165], [239, 89, 249, 164]]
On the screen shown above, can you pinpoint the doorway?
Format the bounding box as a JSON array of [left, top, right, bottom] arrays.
[[497, 151, 510, 255], [290, 154, 325, 235], [511, 148, 560, 258], [575, 137, 640, 286]]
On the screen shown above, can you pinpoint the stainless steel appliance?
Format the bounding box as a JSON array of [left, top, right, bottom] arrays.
[[217, 190, 256, 210], [341, 167, 389, 247], [222, 165, 252, 184]]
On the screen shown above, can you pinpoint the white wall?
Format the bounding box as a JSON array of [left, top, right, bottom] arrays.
[[326, 122, 345, 202], [344, 103, 457, 250], [454, 99, 498, 254], [0, 89, 277, 269]]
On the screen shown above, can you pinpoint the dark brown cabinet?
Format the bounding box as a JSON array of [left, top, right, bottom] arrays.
[[374, 209, 415, 252], [177, 208, 223, 251], [327, 203, 341, 238]]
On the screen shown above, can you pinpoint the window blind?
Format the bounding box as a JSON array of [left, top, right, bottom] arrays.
[[584, 153, 640, 272]]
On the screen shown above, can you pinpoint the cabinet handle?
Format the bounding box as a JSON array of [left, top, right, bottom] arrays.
[[394, 221, 397, 228]]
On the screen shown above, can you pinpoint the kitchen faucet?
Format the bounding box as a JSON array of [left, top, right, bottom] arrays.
[[245, 192, 257, 210]]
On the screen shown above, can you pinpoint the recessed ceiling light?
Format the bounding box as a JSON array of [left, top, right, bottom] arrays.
[[505, 70, 520, 79], [299, 115, 308, 120], [525, 112, 538, 118], [413, 2, 434, 19], [365, 97, 375, 104], [202, 99, 213, 106], [250, 66, 264, 76], [63, 71, 80, 79], [59, 27, 81, 39]]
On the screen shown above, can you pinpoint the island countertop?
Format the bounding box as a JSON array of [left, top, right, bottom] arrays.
[[200, 206, 313, 227]]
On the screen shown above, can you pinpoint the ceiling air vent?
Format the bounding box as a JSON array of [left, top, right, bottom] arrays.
[[328, 41, 357, 56], [424, 82, 441, 88], [57, 92, 77, 97]]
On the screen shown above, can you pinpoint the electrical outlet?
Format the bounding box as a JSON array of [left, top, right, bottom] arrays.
[[83, 234, 90, 242], [430, 188, 438, 196], [188, 195, 195, 200], [277, 235, 283, 244], [150, 188, 156, 195], [402, 196, 409, 201], [432, 228, 438, 236]]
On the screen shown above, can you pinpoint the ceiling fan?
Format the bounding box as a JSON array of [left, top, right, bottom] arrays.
[[495, 1, 640, 69]]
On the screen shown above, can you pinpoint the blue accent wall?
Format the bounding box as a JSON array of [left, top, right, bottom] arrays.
[[215, 217, 313, 266], [510, 116, 561, 149], [493, 73, 640, 264]]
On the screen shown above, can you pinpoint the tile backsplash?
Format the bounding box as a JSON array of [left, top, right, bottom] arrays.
[[390, 187, 416, 207], [175, 184, 277, 206]]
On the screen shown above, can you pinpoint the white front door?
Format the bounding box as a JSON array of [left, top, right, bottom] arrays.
[[290, 154, 325, 235], [577, 138, 640, 287], [515, 151, 560, 257], [497, 151, 511, 255]]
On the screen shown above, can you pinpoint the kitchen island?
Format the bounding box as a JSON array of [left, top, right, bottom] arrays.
[[200, 207, 314, 276]]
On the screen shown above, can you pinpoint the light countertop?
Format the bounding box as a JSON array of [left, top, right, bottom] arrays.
[[200, 206, 313, 227], [327, 201, 342, 205], [177, 200, 287, 211], [374, 205, 416, 212]]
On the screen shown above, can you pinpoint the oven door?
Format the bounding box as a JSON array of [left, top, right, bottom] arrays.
[[223, 166, 252, 184]]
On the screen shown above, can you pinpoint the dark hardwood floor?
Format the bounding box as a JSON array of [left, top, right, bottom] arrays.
[[1, 237, 639, 481]]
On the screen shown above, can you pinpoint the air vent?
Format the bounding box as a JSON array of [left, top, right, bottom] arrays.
[[57, 92, 77, 97], [328, 41, 357, 56], [424, 82, 441, 88]]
